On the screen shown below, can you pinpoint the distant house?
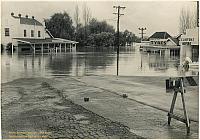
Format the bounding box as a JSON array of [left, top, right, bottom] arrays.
[[1, 12, 78, 53], [141, 32, 180, 56], [148, 32, 180, 47]]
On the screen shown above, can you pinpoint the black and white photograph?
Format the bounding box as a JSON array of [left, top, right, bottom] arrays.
[[1, 0, 199, 139]]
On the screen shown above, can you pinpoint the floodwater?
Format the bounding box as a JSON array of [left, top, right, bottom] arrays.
[[1, 45, 198, 83]]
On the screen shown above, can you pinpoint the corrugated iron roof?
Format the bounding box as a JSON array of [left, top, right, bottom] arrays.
[[20, 17, 43, 26], [12, 16, 43, 26], [149, 32, 171, 39], [13, 38, 79, 44]]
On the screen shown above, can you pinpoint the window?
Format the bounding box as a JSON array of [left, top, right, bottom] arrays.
[[24, 30, 27, 37], [31, 30, 34, 37], [38, 31, 41, 37], [5, 28, 9, 36]]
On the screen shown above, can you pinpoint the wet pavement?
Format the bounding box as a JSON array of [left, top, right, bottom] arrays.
[[1, 75, 199, 139], [1, 78, 141, 139]]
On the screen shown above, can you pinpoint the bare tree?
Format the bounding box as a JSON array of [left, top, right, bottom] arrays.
[[83, 3, 91, 27], [179, 5, 197, 34], [74, 5, 80, 31], [82, 3, 92, 44]]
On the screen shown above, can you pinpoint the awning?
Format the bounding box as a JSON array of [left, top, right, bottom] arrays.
[[13, 38, 78, 44]]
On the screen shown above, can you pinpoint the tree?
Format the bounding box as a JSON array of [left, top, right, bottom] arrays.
[[114, 30, 138, 46], [83, 3, 91, 27], [87, 32, 114, 47], [76, 24, 85, 45], [45, 12, 75, 40], [74, 5, 80, 32], [82, 3, 92, 43], [179, 6, 197, 34], [88, 18, 115, 34]]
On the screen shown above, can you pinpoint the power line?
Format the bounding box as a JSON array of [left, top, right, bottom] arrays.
[[113, 5, 126, 76]]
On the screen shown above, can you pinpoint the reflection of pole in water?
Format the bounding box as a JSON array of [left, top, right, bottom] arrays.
[[41, 53, 45, 76], [75, 53, 78, 76], [38, 56, 41, 72], [38, 57, 41, 66], [148, 53, 150, 68], [24, 56, 27, 69], [140, 53, 143, 69], [84, 54, 87, 75], [32, 54, 34, 69]]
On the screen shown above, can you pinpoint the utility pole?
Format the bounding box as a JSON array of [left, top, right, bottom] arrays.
[[138, 27, 146, 42], [113, 6, 125, 76]]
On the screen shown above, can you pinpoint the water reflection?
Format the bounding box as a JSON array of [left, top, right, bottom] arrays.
[[1, 46, 198, 83]]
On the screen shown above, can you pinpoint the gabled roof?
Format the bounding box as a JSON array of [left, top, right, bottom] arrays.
[[149, 32, 171, 39], [12, 16, 43, 26], [169, 37, 179, 45]]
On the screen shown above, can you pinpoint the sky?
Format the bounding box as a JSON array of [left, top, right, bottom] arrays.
[[2, 0, 197, 37]]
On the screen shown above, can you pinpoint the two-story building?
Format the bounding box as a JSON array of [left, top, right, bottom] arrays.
[[1, 13, 78, 53]]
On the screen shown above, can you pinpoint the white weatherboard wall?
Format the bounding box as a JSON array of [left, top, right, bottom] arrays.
[[1, 13, 51, 46], [18, 24, 45, 39], [1, 14, 19, 45]]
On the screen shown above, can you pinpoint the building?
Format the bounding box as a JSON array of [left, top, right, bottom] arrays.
[[1, 13, 78, 53], [179, 27, 199, 66], [141, 32, 180, 56]]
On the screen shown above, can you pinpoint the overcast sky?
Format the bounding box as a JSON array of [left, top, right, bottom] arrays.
[[2, 0, 197, 37]]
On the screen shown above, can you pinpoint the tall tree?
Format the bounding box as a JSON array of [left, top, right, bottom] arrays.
[[83, 3, 91, 27], [74, 5, 81, 40], [179, 6, 197, 34], [45, 12, 75, 40], [74, 5, 80, 31], [83, 3, 92, 44]]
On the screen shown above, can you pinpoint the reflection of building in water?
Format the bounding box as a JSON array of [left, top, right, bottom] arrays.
[[180, 27, 199, 64], [140, 32, 180, 57], [148, 55, 168, 71]]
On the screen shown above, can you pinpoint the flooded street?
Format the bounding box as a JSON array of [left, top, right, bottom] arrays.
[[1, 45, 199, 139], [1, 45, 198, 83], [1, 1, 199, 139]]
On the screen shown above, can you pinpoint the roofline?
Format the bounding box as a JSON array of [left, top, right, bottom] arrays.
[[12, 15, 43, 26], [12, 38, 79, 44], [148, 31, 171, 40], [167, 37, 178, 45], [45, 29, 54, 38], [54, 38, 79, 44], [14, 39, 31, 44]]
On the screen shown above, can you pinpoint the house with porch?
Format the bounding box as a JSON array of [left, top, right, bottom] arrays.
[[1, 12, 78, 53], [141, 32, 180, 56]]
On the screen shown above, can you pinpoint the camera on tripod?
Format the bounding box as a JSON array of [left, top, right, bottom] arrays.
[[166, 77, 183, 92]]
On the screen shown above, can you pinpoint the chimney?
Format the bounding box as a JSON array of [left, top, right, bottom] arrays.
[[11, 12, 14, 16], [32, 16, 34, 19], [18, 14, 21, 18], [25, 15, 28, 18]]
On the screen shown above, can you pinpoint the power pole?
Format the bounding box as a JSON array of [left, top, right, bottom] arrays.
[[138, 27, 146, 42], [113, 6, 125, 76]]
